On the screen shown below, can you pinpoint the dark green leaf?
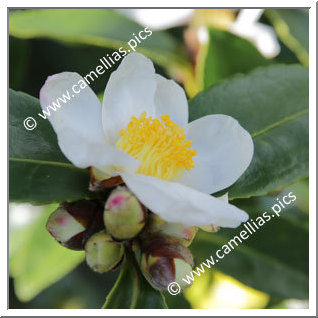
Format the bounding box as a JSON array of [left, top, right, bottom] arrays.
[[9, 89, 96, 204], [189, 64, 308, 134], [9, 89, 67, 162], [9, 159, 95, 204], [10, 36, 117, 98], [189, 64, 309, 199], [266, 9, 309, 66], [9, 37, 30, 90], [9, 9, 189, 69], [274, 40, 299, 64], [229, 114, 308, 199], [134, 273, 168, 309], [103, 251, 167, 309], [190, 194, 308, 299], [197, 27, 270, 89]]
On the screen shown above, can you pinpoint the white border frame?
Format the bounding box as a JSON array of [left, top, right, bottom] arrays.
[[3, 0, 316, 316]]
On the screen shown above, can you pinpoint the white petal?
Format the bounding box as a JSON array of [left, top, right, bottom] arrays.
[[178, 115, 254, 194], [154, 74, 188, 127], [117, 9, 194, 30], [59, 129, 139, 172], [40, 72, 106, 167], [40, 72, 105, 143], [230, 9, 280, 58], [234, 9, 264, 25], [40, 72, 139, 171], [198, 192, 228, 231], [102, 53, 157, 145], [121, 173, 248, 227]]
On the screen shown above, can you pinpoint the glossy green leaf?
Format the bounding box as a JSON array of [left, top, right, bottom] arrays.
[[9, 204, 85, 301], [9, 89, 96, 204], [266, 9, 309, 66], [10, 159, 96, 204], [189, 64, 309, 199], [197, 27, 270, 89], [9, 89, 66, 163], [9, 9, 189, 69], [9, 36, 117, 97], [190, 193, 308, 299], [228, 114, 308, 198], [103, 251, 167, 309], [189, 64, 308, 133]]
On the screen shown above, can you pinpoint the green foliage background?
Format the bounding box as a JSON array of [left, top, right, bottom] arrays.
[[9, 9, 309, 309]]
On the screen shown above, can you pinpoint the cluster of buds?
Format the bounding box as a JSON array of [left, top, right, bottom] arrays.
[[46, 185, 221, 292], [46, 187, 147, 274]]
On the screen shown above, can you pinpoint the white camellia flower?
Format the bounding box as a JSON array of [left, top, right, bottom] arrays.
[[229, 9, 280, 58], [40, 53, 253, 228], [117, 9, 194, 30]]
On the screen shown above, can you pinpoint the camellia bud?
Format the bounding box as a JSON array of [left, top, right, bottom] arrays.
[[104, 187, 146, 240], [85, 230, 124, 273], [140, 237, 194, 291], [147, 213, 197, 246], [46, 200, 103, 250], [89, 167, 124, 191]]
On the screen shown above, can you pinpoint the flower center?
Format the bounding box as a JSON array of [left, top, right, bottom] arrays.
[[116, 112, 197, 181]]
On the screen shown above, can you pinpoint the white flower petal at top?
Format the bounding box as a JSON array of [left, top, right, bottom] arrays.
[[154, 74, 189, 127], [121, 173, 248, 227], [40, 72, 105, 144], [102, 53, 157, 145], [117, 9, 194, 30], [178, 115, 254, 194]]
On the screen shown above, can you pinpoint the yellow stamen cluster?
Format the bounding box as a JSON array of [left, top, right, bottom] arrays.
[[116, 112, 197, 181]]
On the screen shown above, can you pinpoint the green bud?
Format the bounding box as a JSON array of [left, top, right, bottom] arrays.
[[46, 200, 102, 250], [85, 230, 124, 273], [104, 187, 146, 240], [140, 237, 193, 291], [147, 213, 197, 246], [199, 224, 220, 232]]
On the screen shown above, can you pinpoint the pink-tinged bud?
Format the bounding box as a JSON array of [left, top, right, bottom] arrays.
[[46, 200, 103, 250], [199, 224, 220, 232], [85, 230, 124, 273], [140, 237, 193, 291], [104, 187, 146, 240], [147, 213, 197, 246]]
